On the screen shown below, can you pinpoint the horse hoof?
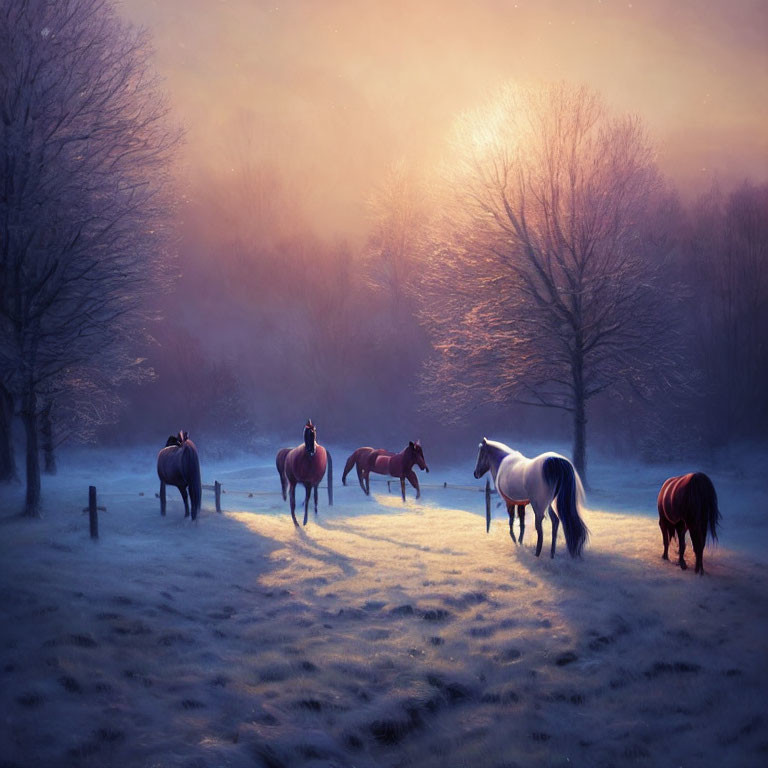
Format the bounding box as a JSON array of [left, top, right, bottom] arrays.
[[662, 553, 668, 560], [680, 561, 687, 570]]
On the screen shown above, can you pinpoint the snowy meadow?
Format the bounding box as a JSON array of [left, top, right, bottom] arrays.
[[3, 2, 768, 767], [1, 444, 767, 768]]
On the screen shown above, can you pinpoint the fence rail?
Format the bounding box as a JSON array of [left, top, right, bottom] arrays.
[[87, 476, 497, 528]]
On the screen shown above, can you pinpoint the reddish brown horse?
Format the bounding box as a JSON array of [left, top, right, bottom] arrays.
[[277, 420, 333, 526], [658, 472, 721, 574], [342, 447, 393, 492], [361, 440, 429, 501]]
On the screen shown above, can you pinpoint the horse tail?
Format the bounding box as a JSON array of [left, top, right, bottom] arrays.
[[327, 450, 333, 506], [276, 449, 289, 501], [543, 456, 589, 558], [342, 450, 357, 486], [689, 472, 720, 545], [184, 444, 202, 520]]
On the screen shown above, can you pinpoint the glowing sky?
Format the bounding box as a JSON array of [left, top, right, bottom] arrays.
[[122, 0, 768, 238]]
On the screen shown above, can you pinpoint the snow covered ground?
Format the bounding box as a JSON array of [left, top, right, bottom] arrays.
[[1, 442, 767, 768]]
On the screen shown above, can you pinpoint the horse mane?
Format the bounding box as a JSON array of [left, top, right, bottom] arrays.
[[484, 439, 519, 462]]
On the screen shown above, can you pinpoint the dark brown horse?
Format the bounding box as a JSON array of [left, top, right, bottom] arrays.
[[342, 447, 393, 492], [157, 431, 202, 520], [658, 472, 721, 574], [361, 440, 429, 501], [277, 420, 333, 526]]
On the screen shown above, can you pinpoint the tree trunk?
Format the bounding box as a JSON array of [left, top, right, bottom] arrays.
[[21, 395, 41, 516], [0, 384, 17, 483], [572, 398, 587, 487], [41, 400, 56, 475], [571, 352, 588, 486]]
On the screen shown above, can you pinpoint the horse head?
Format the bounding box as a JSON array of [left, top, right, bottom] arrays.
[[473, 437, 490, 479], [410, 440, 429, 472], [304, 419, 317, 457]]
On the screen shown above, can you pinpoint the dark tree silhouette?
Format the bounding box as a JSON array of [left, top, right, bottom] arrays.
[[0, 0, 179, 513], [687, 181, 768, 444]]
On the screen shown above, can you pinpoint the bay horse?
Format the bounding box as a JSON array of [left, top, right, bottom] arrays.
[[342, 447, 393, 492], [277, 420, 333, 526], [360, 441, 429, 501], [658, 472, 720, 574], [473, 438, 588, 558], [157, 431, 202, 520]]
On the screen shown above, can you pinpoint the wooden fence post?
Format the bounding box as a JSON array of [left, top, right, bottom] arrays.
[[214, 481, 222, 513], [485, 479, 491, 533], [89, 486, 98, 539]]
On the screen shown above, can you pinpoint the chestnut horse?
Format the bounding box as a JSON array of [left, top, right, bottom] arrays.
[[277, 420, 333, 526], [360, 441, 429, 501], [658, 472, 720, 574], [342, 447, 393, 492], [157, 431, 202, 520]]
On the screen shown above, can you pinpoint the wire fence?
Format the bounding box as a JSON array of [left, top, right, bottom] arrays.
[[82, 476, 499, 539], [86, 476, 498, 531]]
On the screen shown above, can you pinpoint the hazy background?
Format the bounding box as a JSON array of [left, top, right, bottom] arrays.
[[66, 0, 765, 461], [122, 0, 768, 239]]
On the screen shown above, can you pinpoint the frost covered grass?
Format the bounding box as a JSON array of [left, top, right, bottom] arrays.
[[1, 444, 767, 767]]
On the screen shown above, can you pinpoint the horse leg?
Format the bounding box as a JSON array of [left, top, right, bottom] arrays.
[[506, 503, 517, 543], [289, 482, 298, 526], [357, 463, 367, 493], [533, 505, 545, 557], [517, 505, 526, 545], [659, 514, 670, 560], [303, 483, 311, 526], [692, 526, 705, 575], [676, 522, 687, 570], [548, 506, 560, 559], [159, 481, 166, 516], [313, 483, 318, 516], [362, 469, 370, 496], [406, 469, 420, 499], [179, 486, 189, 518], [400, 476, 406, 502]]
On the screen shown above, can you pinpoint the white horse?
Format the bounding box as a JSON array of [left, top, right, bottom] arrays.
[[473, 438, 588, 558]]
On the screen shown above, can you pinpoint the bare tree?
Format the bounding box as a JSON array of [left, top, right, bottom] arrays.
[[0, 0, 178, 514], [420, 83, 676, 482], [366, 160, 429, 319], [0, 382, 16, 482], [687, 181, 768, 443]]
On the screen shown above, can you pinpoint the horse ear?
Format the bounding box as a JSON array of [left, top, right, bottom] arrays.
[[482, 437, 488, 444], [409, 440, 415, 448]]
